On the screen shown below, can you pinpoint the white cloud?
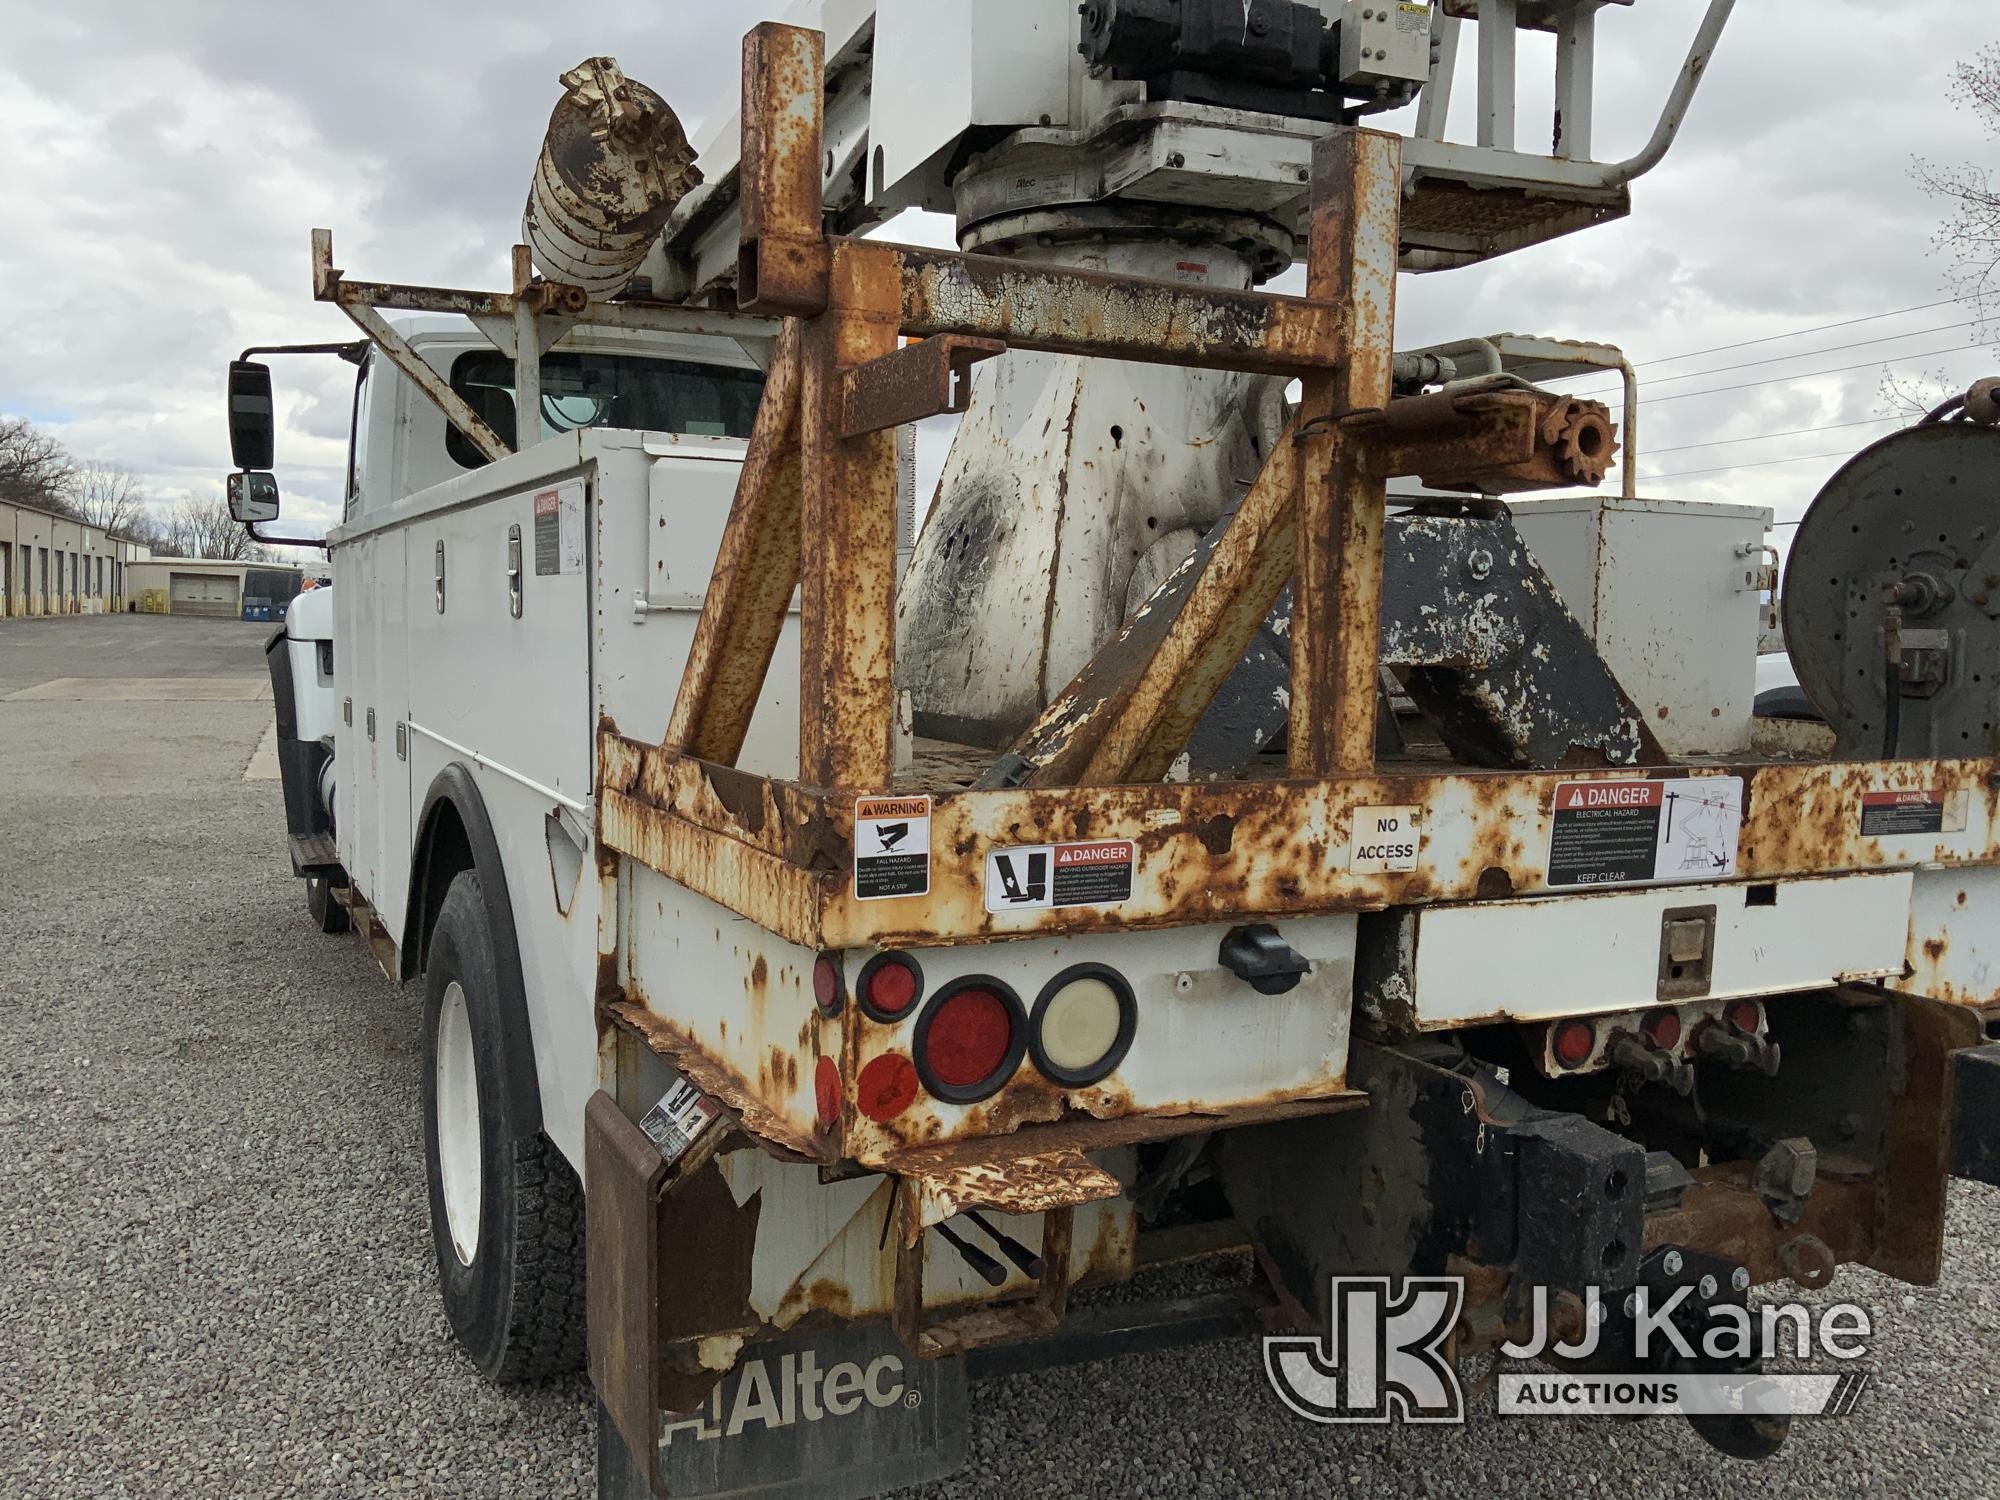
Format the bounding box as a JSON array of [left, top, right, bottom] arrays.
[[0, 0, 1993, 554]]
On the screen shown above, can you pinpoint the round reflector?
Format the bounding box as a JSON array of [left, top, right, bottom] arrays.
[[813, 955, 843, 1016], [914, 979, 1026, 1103], [1727, 1000, 1762, 1035], [814, 1056, 840, 1126], [856, 1054, 920, 1121], [1553, 1019, 1597, 1069], [1031, 965, 1136, 1087], [1643, 1009, 1683, 1050], [857, 952, 923, 1022]]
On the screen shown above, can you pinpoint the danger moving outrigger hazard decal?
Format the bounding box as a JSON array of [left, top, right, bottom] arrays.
[[1546, 777, 1744, 889], [985, 841, 1136, 913]]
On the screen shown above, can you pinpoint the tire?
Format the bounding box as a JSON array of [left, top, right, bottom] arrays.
[[306, 874, 350, 934], [421, 870, 586, 1383]]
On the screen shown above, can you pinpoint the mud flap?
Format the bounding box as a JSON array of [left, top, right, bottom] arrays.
[[597, 1324, 968, 1500], [587, 1093, 972, 1499], [1952, 1042, 2000, 1188]]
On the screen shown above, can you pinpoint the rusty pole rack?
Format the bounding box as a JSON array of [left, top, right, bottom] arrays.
[[606, 19, 2000, 957], [307, 230, 781, 467]]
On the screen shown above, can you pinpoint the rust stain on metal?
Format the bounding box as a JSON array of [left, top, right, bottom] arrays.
[[896, 1149, 1122, 1244], [603, 741, 2000, 950], [837, 335, 1005, 438], [601, 789, 826, 948], [1641, 1173, 1876, 1289], [887, 241, 1341, 375], [663, 323, 806, 763], [1872, 995, 1981, 1283], [607, 1000, 829, 1163], [736, 23, 829, 316], [796, 242, 903, 790], [867, 1091, 1366, 1173], [1293, 128, 1402, 779]]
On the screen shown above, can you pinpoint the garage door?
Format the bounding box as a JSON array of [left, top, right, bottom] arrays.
[[169, 572, 241, 619]]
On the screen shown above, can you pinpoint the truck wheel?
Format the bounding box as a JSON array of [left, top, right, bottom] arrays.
[[306, 874, 350, 934], [421, 870, 586, 1383]]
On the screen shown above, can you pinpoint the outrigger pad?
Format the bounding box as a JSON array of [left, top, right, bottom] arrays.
[[1184, 508, 1662, 775]]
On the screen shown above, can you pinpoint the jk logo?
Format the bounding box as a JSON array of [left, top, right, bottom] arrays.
[[1264, 1277, 1465, 1425]]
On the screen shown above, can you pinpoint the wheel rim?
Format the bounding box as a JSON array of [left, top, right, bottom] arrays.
[[435, 980, 483, 1266]]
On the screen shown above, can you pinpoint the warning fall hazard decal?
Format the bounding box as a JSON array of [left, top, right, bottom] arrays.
[[1546, 777, 1744, 889], [985, 841, 1136, 913], [854, 796, 931, 901]]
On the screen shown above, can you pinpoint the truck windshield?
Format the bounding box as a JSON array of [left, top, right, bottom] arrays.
[[445, 350, 765, 468]]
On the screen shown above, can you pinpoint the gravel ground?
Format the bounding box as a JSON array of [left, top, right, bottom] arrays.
[[3, 616, 1998, 1499]]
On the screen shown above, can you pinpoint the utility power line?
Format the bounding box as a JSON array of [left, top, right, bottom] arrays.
[[1603, 319, 1984, 392], [1646, 415, 1902, 455], [1642, 447, 1863, 482], [1642, 342, 1989, 405], [1636, 295, 1979, 369]]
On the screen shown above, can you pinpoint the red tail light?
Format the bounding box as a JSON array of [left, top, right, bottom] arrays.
[[1726, 1000, 1763, 1034], [914, 979, 1026, 1103], [1643, 1009, 1683, 1050], [857, 1054, 920, 1121], [814, 1056, 841, 1126], [812, 954, 843, 1017], [858, 953, 923, 1022], [1553, 1018, 1597, 1069]]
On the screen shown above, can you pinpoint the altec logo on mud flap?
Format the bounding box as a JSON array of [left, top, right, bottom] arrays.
[[661, 1352, 912, 1444]]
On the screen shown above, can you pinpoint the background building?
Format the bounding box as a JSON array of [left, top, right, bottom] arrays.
[[0, 498, 150, 619], [124, 558, 306, 621]]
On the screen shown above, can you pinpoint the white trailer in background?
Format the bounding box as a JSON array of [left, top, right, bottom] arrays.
[[227, 4, 2000, 1495]]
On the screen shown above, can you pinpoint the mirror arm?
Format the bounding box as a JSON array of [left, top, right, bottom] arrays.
[[244, 521, 331, 552], [237, 341, 369, 365]]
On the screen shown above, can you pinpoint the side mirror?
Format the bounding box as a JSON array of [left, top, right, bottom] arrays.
[[227, 471, 281, 524], [228, 360, 276, 471]]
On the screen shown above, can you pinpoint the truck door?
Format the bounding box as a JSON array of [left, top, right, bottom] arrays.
[[333, 527, 413, 944]]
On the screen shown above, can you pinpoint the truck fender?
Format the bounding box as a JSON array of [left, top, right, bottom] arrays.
[[404, 764, 544, 1137]]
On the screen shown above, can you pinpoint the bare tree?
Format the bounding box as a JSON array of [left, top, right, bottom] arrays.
[[1882, 50, 2000, 416], [64, 460, 146, 536], [157, 495, 269, 561], [1915, 44, 2000, 308], [0, 416, 75, 511]]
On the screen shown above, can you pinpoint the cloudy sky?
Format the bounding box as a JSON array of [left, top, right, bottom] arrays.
[[2, 0, 1995, 551]]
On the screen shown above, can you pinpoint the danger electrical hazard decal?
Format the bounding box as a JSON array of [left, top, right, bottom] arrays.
[[533, 483, 584, 577], [854, 796, 931, 901], [984, 841, 1136, 913], [1859, 788, 1967, 838], [1546, 778, 1744, 889]]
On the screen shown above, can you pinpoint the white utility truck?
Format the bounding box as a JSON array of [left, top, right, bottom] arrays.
[[230, 4, 2000, 1495]]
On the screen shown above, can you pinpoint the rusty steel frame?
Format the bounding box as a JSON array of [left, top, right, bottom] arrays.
[[601, 734, 2000, 951], [1294, 128, 1401, 777], [616, 22, 2000, 959]]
